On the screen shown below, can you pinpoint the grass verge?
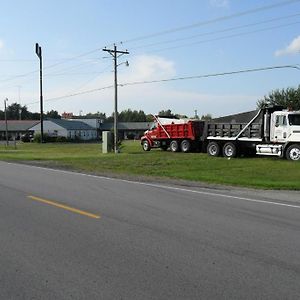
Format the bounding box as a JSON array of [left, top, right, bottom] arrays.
[[0, 141, 299, 190]]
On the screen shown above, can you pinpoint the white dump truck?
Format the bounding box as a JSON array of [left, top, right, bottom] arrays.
[[141, 106, 300, 161]]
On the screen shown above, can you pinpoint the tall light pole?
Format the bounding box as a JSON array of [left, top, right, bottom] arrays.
[[35, 43, 44, 143], [103, 45, 129, 153], [4, 98, 8, 146]]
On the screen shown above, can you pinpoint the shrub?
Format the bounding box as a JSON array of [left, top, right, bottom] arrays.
[[55, 136, 68, 143]]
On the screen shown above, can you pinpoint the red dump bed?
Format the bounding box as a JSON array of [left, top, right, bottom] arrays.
[[153, 120, 203, 140]]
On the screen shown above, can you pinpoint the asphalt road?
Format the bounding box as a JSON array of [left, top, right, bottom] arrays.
[[0, 161, 299, 299]]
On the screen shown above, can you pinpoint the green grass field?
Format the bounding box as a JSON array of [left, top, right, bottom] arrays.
[[0, 141, 299, 190]]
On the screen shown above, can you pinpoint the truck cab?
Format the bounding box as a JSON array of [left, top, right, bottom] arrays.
[[270, 111, 300, 143], [257, 109, 300, 160]]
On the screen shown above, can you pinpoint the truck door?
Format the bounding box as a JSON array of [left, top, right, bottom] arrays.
[[272, 114, 288, 143]]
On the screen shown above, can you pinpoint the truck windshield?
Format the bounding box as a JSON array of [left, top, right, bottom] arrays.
[[288, 114, 300, 126]]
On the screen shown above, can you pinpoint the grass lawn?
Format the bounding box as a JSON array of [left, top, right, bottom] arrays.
[[0, 140, 299, 190]]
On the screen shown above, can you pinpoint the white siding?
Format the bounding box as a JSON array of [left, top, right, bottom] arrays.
[[30, 121, 68, 137], [70, 119, 100, 129], [29, 121, 97, 140]]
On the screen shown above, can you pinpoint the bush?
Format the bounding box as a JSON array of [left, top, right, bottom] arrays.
[[33, 133, 57, 143], [55, 136, 68, 143], [33, 133, 42, 143]]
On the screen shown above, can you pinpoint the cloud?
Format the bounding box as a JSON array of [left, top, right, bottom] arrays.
[[275, 35, 300, 56], [124, 55, 176, 81], [209, 0, 229, 8], [39, 54, 258, 118], [41, 54, 176, 114], [0, 39, 4, 49]]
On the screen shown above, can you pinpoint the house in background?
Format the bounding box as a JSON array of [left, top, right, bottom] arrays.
[[65, 117, 152, 140], [99, 122, 153, 139], [0, 120, 39, 140], [29, 119, 97, 141]]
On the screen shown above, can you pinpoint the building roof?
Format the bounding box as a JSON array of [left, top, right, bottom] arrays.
[[0, 120, 39, 131], [32, 119, 95, 130], [48, 119, 95, 130], [100, 122, 152, 131]]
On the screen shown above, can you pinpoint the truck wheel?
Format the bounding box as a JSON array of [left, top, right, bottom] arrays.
[[170, 140, 179, 152], [223, 142, 237, 158], [207, 141, 220, 157], [286, 144, 300, 161], [142, 140, 151, 151], [181, 140, 191, 153]]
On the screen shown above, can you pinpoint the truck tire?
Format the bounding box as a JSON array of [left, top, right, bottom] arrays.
[[142, 140, 151, 151], [170, 140, 179, 152], [181, 140, 191, 153], [286, 144, 300, 161], [207, 141, 220, 157], [223, 142, 237, 158]]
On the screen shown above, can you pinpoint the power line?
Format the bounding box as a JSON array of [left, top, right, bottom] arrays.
[[117, 0, 300, 46], [23, 64, 299, 107], [140, 20, 300, 54], [25, 84, 114, 107], [118, 65, 300, 87], [2, 1, 298, 88], [130, 12, 300, 51], [44, 60, 111, 77], [1, 0, 299, 98], [42, 49, 102, 71], [0, 53, 105, 87], [0, 49, 104, 85], [63, 64, 112, 94]]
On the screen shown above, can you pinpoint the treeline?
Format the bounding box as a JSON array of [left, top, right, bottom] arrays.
[[1, 86, 299, 121], [0, 104, 153, 122], [0, 104, 197, 122], [85, 109, 153, 122], [0, 103, 60, 120]]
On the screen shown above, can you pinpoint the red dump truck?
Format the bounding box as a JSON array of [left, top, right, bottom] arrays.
[[141, 106, 300, 161], [141, 115, 204, 152]]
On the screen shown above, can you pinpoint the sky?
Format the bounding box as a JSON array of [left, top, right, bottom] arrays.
[[0, 0, 300, 118]]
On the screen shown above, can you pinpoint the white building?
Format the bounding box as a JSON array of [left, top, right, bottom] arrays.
[[29, 119, 97, 141]]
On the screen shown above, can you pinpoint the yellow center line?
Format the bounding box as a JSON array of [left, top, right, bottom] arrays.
[[27, 195, 101, 219]]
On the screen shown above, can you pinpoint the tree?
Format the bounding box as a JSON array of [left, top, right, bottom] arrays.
[[6, 102, 32, 120], [146, 114, 153, 122], [85, 111, 107, 120], [119, 109, 147, 122], [46, 110, 61, 119], [257, 85, 300, 110], [30, 112, 41, 120], [158, 109, 173, 117], [106, 109, 148, 122], [158, 110, 188, 119], [175, 114, 188, 119], [200, 114, 212, 121]]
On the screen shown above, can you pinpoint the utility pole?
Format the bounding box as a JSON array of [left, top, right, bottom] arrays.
[[103, 45, 129, 153], [35, 43, 44, 143], [4, 98, 8, 146], [17, 85, 21, 120]]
